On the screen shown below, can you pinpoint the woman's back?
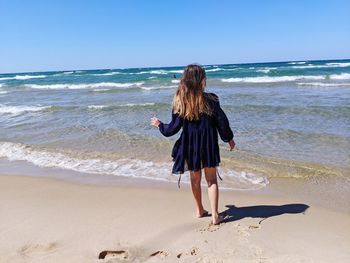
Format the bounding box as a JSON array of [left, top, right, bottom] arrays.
[[159, 92, 233, 174]]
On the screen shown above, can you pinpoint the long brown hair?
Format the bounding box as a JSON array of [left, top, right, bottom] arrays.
[[172, 64, 214, 121]]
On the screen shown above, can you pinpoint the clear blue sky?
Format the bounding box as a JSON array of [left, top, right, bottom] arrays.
[[0, 0, 349, 73]]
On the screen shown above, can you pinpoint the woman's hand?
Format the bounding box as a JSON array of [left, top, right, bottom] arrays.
[[228, 139, 235, 151], [151, 117, 161, 128]]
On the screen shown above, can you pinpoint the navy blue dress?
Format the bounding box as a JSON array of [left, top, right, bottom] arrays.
[[159, 93, 233, 174]]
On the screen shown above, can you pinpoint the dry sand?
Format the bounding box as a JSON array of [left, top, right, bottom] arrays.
[[0, 174, 349, 263]]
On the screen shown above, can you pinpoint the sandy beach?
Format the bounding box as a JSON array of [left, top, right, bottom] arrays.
[[0, 174, 349, 263]]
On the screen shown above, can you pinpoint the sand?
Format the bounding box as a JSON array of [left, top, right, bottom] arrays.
[[0, 174, 349, 263]]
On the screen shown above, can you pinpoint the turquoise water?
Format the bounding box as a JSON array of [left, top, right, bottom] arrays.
[[0, 59, 349, 190]]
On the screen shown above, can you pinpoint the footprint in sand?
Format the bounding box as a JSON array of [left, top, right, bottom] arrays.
[[98, 250, 129, 260], [149, 250, 169, 259], [249, 224, 261, 230], [198, 222, 223, 233], [18, 242, 60, 258], [190, 247, 199, 256]]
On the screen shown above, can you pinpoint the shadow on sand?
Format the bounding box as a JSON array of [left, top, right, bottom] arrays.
[[222, 203, 309, 224]]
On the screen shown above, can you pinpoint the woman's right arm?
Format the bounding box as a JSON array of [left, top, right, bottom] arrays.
[[151, 112, 183, 137]]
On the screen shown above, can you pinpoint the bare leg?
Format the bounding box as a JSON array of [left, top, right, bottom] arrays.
[[204, 167, 222, 224], [190, 170, 207, 217]]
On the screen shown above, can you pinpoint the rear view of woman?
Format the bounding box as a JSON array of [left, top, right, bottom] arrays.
[[151, 64, 235, 224]]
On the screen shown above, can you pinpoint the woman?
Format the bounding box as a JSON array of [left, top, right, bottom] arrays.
[[151, 64, 235, 224]]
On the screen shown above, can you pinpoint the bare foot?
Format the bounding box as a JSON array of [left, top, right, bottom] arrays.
[[197, 209, 209, 218], [212, 214, 224, 225]]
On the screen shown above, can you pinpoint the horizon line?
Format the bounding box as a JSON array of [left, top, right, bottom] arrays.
[[1, 57, 349, 75]]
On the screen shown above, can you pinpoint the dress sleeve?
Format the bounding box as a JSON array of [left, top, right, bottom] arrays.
[[159, 112, 183, 137], [215, 98, 234, 142]]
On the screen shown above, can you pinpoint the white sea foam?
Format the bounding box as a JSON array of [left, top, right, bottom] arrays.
[[0, 91, 7, 94], [206, 68, 238, 72], [291, 62, 350, 69], [93, 72, 122, 76], [326, 62, 350, 67], [206, 68, 222, 72], [122, 103, 155, 107], [0, 105, 50, 115], [92, 88, 111, 92], [288, 61, 306, 65], [0, 141, 269, 190], [92, 69, 183, 76], [171, 79, 180, 84], [146, 70, 168, 75], [329, 73, 350, 80], [24, 82, 145, 90], [168, 70, 183, 74], [291, 63, 350, 69], [140, 85, 177, 90], [256, 69, 270, 73], [133, 70, 167, 75], [88, 105, 107, 109], [0, 75, 47, 81], [88, 103, 155, 109], [221, 170, 269, 190], [297, 82, 350, 87], [148, 76, 157, 79], [256, 67, 276, 73], [221, 75, 324, 83]]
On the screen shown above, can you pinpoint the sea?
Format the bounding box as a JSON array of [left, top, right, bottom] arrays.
[[0, 59, 349, 192]]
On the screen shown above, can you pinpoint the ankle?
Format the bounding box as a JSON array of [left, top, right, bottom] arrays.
[[212, 212, 219, 218]]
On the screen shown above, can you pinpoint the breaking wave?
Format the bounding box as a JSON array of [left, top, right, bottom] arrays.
[[0, 105, 50, 115], [24, 82, 145, 90], [0, 142, 269, 190], [0, 75, 47, 81], [221, 73, 350, 83]]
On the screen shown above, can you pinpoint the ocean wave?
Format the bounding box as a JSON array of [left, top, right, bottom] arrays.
[[221, 75, 324, 83], [0, 75, 47, 81], [137, 70, 168, 75], [87, 105, 106, 109], [87, 103, 156, 109], [206, 68, 223, 72], [92, 72, 122, 76], [221, 73, 350, 83], [148, 76, 157, 79], [256, 67, 277, 73], [168, 70, 183, 74], [291, 63, 350, 69], [288, 61, 306, 65], [24, 82, 145, 90], [326, 62, 350, 67], [0, 142, 268, 190], [140, 85, 177, 90], [91, 69, 184, 76], [205, 68, 238, 72], [0, 105, 50, 115], [171, 79, 180, 84], [92, 88, 111, 92], [329, 73, 350, 80], [0, 91, 7, 94], [297, 82, 350, 87]]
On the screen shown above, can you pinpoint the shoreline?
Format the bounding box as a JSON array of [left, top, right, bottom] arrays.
[[1, 157, 349, 215], [1, 173, 349, 262]]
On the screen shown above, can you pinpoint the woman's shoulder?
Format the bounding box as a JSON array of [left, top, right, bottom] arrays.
[[204, 92, 219, 101], [204, 92, 220, 107]]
